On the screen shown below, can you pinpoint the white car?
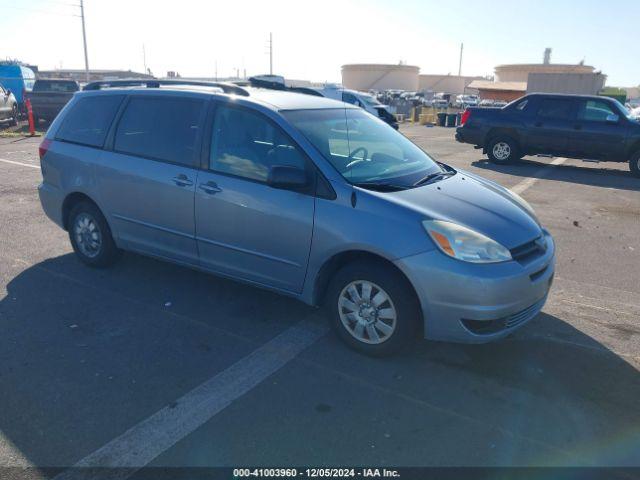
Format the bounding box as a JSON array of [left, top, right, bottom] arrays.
[[315, 85, 399, 129], [454, 95, 479, 108]]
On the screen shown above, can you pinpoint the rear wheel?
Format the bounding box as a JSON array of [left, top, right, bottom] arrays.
[[325, 261, 420, 356], [487, 136, 520, 164], [68, 201, 121, 268], [630, 151, 640, 178]]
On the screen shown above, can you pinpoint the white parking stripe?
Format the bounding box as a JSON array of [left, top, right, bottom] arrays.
[[0, 158, 39, 169], [54, 317, 327, 480], [510, 157, 567, 194]]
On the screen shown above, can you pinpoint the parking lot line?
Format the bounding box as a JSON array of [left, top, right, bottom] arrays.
[[0, 158, 39, 169], [53, 317, 328, 480], [510, 157, 567, 194]]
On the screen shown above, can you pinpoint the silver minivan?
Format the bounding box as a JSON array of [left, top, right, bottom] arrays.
[[38, 80, 555, 356]]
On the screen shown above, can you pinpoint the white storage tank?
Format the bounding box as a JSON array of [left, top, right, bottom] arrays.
[[341, 64, 419, 91]]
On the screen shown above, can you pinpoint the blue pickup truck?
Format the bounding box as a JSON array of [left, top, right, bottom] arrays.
[[455, 93, 640, 177]]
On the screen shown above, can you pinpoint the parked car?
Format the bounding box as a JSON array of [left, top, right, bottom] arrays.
[[317, 85, 399, 129], [38, 80, 554, 356], [0, 84, 19, 126], [0, 63, 35, 113], [26, 79, 80, 124], [454, 95, 479, 108], [479, 99, 495, 108], [455, 93, 640, 177], [430, 97, 449, 109]]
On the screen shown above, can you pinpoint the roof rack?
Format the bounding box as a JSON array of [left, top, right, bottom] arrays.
[[82, 79, 250, 96], [247, 76, 323, 97]]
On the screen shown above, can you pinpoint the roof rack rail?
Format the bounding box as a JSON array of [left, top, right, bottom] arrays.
[[82, 79, 250, 96]]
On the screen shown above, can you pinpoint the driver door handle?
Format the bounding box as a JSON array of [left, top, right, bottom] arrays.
[[199, 181, 222, 195]]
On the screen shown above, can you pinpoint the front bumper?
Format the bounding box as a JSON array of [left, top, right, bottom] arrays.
[[394, 231, 555, 343]]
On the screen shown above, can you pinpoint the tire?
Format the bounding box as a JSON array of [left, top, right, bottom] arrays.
[[324, 261, 420, 356], [487, 136, 520, 164], [9, 105, 18, 126], [629, 150, 640, 178], [68, 201, 121, 268]]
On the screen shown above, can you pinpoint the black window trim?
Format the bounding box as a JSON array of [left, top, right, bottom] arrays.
[[54, 94, 126, 150], [202, 100, 333, 198], [109, 94, 208, 169]]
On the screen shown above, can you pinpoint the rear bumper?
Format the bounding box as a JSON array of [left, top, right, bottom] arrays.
[[394, 231, 555, 343], [455, 126, 484, 146], [38, 182, 65, 229]]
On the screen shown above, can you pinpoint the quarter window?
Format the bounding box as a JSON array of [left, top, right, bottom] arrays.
[[56, 95, 124, 148], [536, 99, 574, 120], [114, 96, 205, 166], [578, 100, 617, 122], [209, 105, 308, 182]]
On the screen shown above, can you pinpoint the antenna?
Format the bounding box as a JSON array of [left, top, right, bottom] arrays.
[[142, 44, 147, 75]]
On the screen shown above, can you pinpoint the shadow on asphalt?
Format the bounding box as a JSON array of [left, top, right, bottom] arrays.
[[1, 253, 639, 467], [471, 158, 640, 192]]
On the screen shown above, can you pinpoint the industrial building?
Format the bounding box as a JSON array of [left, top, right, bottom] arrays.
[[37, 69, 154, 82]]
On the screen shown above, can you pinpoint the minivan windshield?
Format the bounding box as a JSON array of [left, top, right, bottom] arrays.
[[284, 109, 444, 188]]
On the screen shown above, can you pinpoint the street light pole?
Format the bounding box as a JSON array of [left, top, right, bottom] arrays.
[[80, 0, 90, 82]]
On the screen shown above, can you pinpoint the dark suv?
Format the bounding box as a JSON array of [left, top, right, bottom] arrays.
[[455, 93, 640, 177]]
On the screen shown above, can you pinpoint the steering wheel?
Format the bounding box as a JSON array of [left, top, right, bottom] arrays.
[[345, 147, 369, 170]]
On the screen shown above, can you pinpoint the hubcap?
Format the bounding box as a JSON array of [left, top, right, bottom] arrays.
[[74, 213, 102, 258], [338, 280, 397, 345], [493, 142, 511, 160]]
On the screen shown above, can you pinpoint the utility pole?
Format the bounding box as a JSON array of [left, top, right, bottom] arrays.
[[269, 32, 273, 75], [458, 43, 463, 76], [79, 0, 90, 82]]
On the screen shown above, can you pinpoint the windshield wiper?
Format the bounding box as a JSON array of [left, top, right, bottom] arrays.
[[413, 170, 455, 187], [353, 182, 407, 192]]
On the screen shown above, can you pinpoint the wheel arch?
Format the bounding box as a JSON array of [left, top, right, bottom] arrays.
[[484, 128, 521, 152], [62, 192, 102, 231], [311, 250, 421, 312]]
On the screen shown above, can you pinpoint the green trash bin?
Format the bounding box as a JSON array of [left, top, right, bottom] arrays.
[[446, 113, 457, 127], [437, 112, 447, 127]]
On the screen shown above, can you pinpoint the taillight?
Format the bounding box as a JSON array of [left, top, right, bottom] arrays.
[[39, 138, 52, 160], [460, 109, 471, 126]]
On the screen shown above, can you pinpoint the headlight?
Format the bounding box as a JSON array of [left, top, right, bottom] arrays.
[[422, 220, 512, 263]]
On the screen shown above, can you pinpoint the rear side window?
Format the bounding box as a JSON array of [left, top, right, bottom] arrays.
[[536, 98, 574, 120], [114, 96, 205, 166], [56, 95, 124, 148]]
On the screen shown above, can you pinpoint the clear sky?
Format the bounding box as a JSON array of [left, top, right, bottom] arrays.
[[1, 0, 638, 86]]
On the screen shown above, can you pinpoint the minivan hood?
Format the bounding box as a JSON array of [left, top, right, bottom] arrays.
[[382, 172, 542, 249]]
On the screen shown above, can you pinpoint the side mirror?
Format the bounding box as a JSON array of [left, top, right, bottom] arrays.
[[5, 89, 11, 96], [267, 165, 308, 190], [606, 114, 620, 123]]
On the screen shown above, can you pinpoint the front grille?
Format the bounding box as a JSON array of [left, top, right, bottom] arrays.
[[461, 297, 546, 335], [510, 236, 546, 264]]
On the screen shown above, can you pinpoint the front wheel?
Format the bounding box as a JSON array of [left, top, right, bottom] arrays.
[[487, 137, 520, 164], [9, 105, 18, 126], [325, 261, 420, 356], [629, 151, 640, 178], [68, 201, 121, 268]]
